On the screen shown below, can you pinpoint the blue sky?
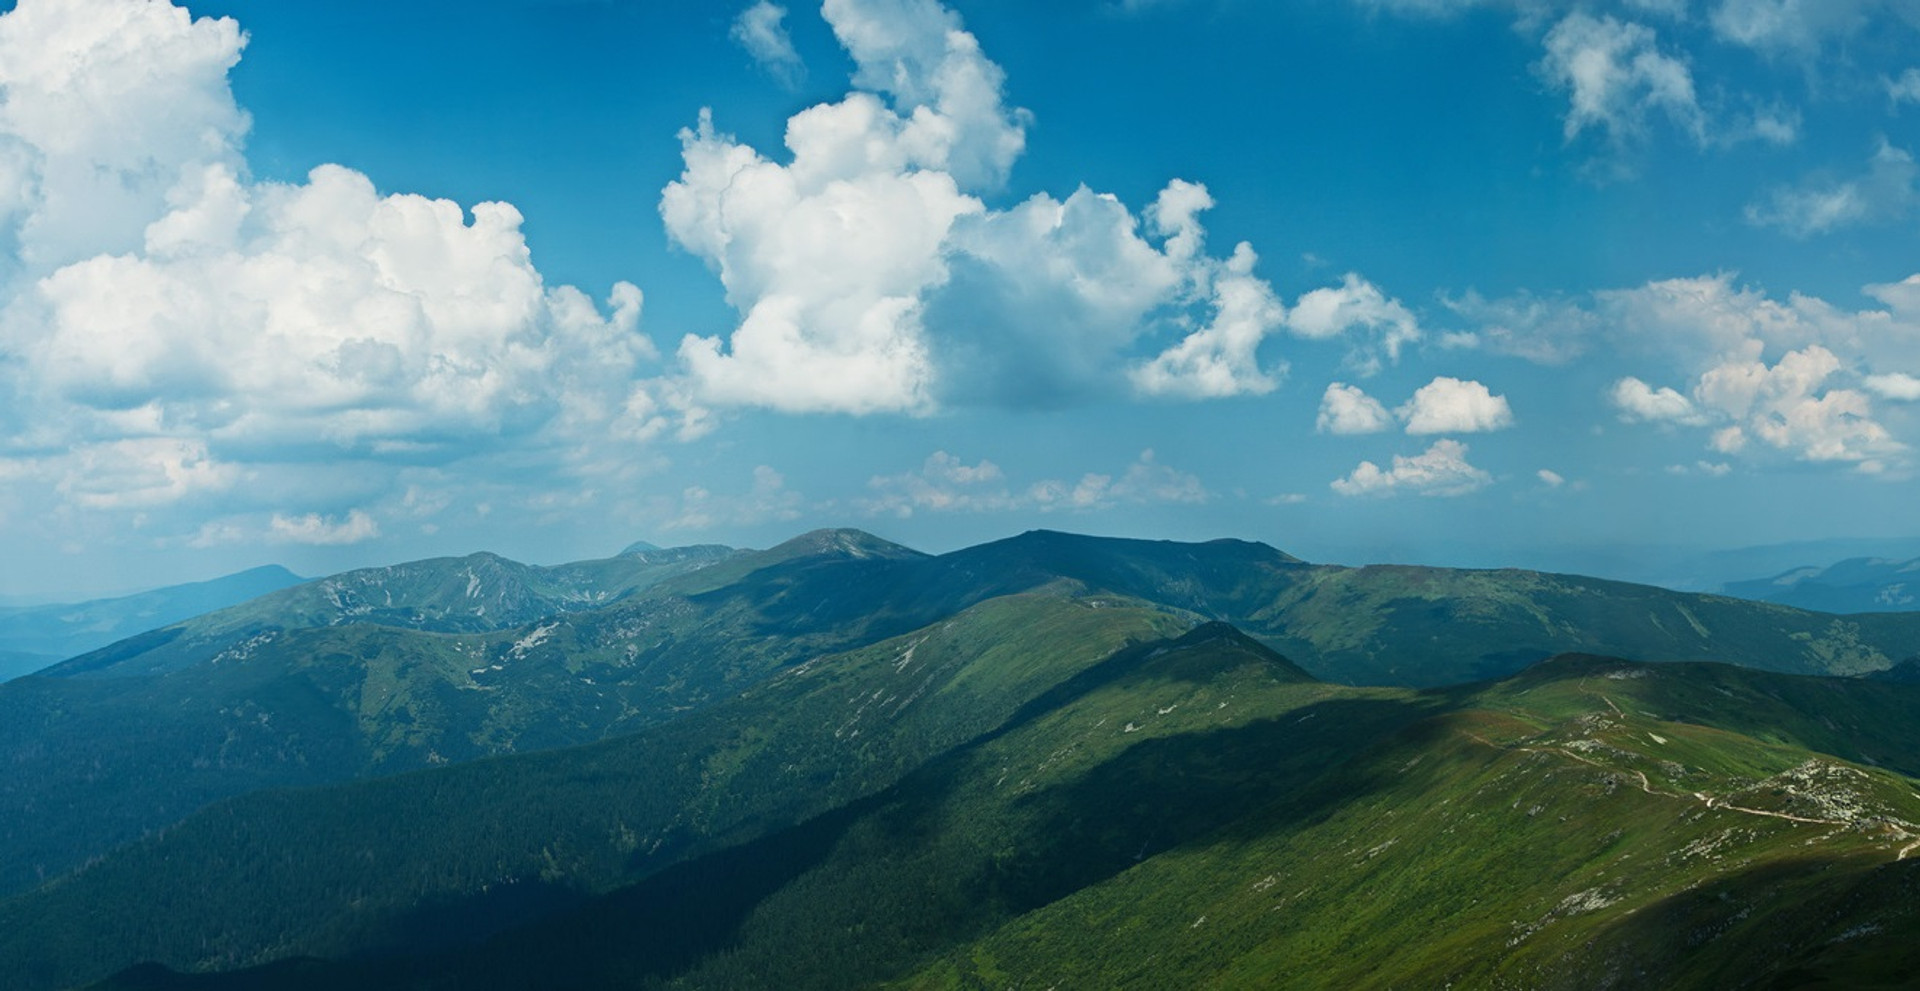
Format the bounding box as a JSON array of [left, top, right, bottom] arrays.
[[1, 0, 1917, 599]]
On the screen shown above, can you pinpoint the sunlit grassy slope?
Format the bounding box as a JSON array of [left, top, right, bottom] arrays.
[[41, 637, 1920, 991]]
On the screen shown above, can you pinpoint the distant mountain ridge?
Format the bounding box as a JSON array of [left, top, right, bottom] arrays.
[[1721, 555, 1920, 613], [0, 565, 305, 682], [4, 525, 1920, 966]]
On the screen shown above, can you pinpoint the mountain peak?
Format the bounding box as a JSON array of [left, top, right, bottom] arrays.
[[1163, 621, 1317, 682], [765, 528, 926, 561]]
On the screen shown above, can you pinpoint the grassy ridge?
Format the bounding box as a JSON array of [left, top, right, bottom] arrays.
[[0, 592, 1186, 991], [61, 649, 1920, 991]]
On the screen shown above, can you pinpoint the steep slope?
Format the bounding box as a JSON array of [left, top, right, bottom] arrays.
[[63, 653, 1920, 991], [0, 565, 304, 681], [1723, 555, 1920, 613], [0, 590, 1192, 991]]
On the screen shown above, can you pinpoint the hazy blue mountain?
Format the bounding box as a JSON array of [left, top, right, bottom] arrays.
[[1721, 555, 1920, 613], [0, 565, 305, 682]]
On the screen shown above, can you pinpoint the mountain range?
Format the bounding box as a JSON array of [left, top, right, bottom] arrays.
[[1721, 556, 1920, 614], [2, 529, 1918, 990]]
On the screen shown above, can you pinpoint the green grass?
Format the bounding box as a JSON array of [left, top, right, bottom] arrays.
[[48, 648, 1920, 991]]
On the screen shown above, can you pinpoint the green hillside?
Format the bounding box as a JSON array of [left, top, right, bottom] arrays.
[[0, 590, 1189, 991], [52, 644, 1920, 991], [5, 527, 1920, 905]]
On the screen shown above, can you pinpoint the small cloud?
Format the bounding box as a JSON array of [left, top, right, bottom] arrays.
[[1864, 372, 1920, 401], [1285, 273, 1421, 376], [1537, 468, 1565, 488], [660, 465, 803, 532], [1316, 382, 1394, 435], [731, 2, 805, 88], [1442, 289, 1600, 365], [1398, 376, 1514, 435], [1538, 12, 1706, 157], [1668, 461, 1733, 477], [859, 451, 1013, 518], [1331, 438, 1493, 498], [269, 509, 380, 546], [1267, 492, 1309, 505], [1746, 141, 1918, 237], [1610, 377, 1708, 425], [1891, 68, 1920, 107], [1030, 449, 1208, 511]]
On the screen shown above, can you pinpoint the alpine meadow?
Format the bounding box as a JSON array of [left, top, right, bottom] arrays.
[[2, 0, 1919, 989]]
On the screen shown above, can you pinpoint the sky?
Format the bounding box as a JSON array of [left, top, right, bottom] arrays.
[[1, 0, 1918, 600]]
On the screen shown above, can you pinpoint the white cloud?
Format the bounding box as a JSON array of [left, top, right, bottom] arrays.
[[50, 437, 239, 510], [1443, 290, 1600, 365], [1130, 241, 1287, 399], [1745, 141, 1918, 236], [1864, 372, 1920, 401], [1595, 275, 1917, 470], [664, 0, 1292, 413], [1029, 449, 1208, 511], [1538, 12, 1706, 153], [1692, 343, 1901, 465], [861, 448, 1209, 516], [1331, 439, 1493, 498], [1709, 0, 1888, 55], [1317, 382, 1393, 435], [1397, 376, 1515, 434], [659, 465, 804, 532], [268, 509, 379, 546], [1892, 68, 1920, 106], [859, 451, 1014, 517], [1537, 468, 1565, 487], [1285, 272, 1420, 376], [0, 0, 681, 546], [732, 2, 805, 88], [0, 0, 249, 270], [1610, 377, 1708, 424]]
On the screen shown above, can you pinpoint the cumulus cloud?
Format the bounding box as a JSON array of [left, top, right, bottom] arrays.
[[269, 509, 380, 546], [732, 2, 805, 88], [1331, 439, 1493, 498], [1317, 382, 1394, 435], [1537, 468, 1565, 487], [1397, 376, 1514, 434], [1693, 343, 1901, 465], [1285, 273, 1420, 376], [0, 0, 249, 270], [1745, 141, 1918, 236], [1610, 377, 1708, 424], [1538, 12, 1706, 153], [0, 0, 674, 547], [1594, 274, 1917, 471], [1864, 372, 1920, 401], [664, 0, 1296, 414]]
